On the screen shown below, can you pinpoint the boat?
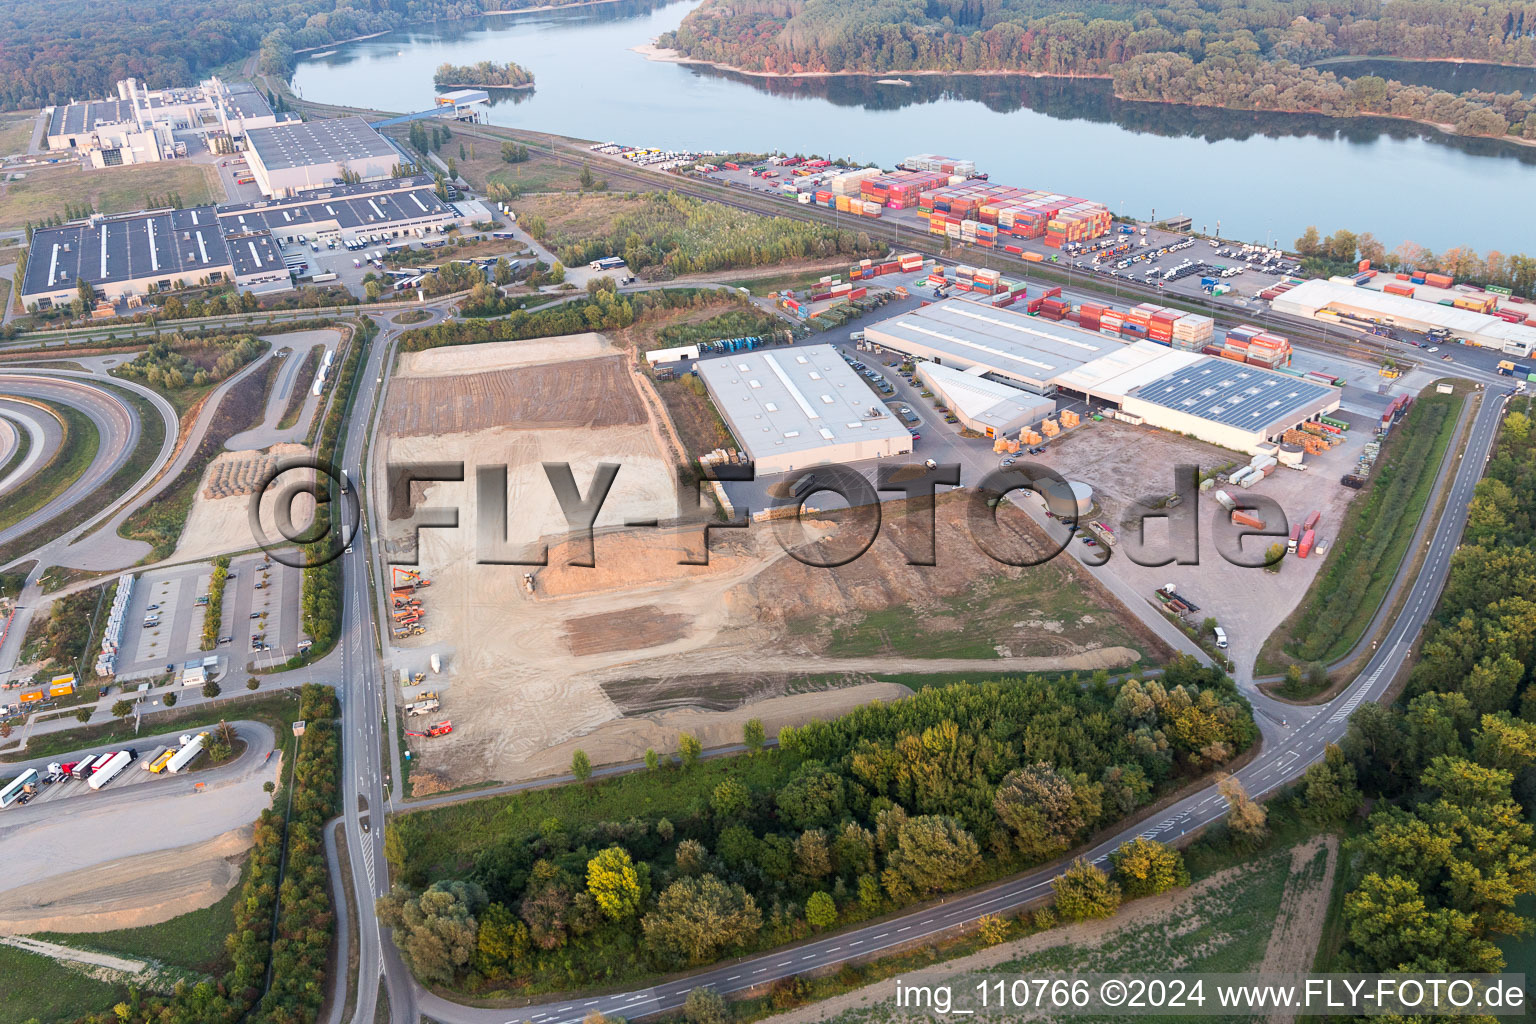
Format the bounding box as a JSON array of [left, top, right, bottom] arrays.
[[877, 78, 912, 86]]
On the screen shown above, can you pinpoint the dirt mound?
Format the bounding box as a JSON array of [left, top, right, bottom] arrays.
[[399, 333, 616, 376], [537, 528, 755, 598], [201, 442, 309, 498], [386, 356, 647, 435], [0, 827, 252, 934]]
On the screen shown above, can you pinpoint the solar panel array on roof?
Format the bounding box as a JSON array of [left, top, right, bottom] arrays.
[[1128, 358, 1335, 428], [217, 175, 449, 234], [48, 99, 136, 138]]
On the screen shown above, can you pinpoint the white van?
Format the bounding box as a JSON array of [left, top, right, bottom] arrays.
[[1212, 626, 1228, 649]]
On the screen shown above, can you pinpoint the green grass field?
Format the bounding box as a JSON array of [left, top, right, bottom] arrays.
[[0, 943, 127, 1024], [0, 161, 221, 231], [35, 866, 242, 974], [0, 109, 38, 159]]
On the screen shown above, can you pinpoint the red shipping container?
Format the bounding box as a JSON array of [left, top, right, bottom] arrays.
[[1297, 529, 1315, 558], [1425, 272, 1454, 288], [1231, 510, 1266, 529], [1395, 272, 1410, 280]]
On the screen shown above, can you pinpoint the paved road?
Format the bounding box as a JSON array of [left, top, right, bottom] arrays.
[[400, 384, 1511, 1024], [0, 397, 58, 497]]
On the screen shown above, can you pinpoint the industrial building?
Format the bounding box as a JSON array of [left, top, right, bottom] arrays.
[[865, 298, 1339, 454], [244, 116, 399, 197], [695, 344, 913, 474], [216, 175, 458, 247], [45, 77, 283, 165], [920, 362, 1056, 437], [20, 175, 466, 309], [865, 299, 1120, 393], [1273, 277, 1536, 357]]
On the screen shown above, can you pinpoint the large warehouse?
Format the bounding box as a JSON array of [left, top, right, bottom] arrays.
[[866, 298, 1339, 453], [217, 175, 458, 247], [244, 116, 398, 197], [695, 344, 913, 474], [1273, 277, 1536, 356]]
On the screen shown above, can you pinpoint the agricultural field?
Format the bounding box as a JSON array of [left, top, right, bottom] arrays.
[[0, 161, 221, 231], [0, 942, 128, 1024], [0, 108, 38, 158]]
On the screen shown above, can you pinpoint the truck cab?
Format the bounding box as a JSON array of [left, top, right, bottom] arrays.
[[1212, 626, 1228, 649]]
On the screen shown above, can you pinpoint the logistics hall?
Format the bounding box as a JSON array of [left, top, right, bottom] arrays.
[[1273, 278, 1536, 357], [243, 116, 399, 197], [866, 298, 1340, 453], [695, 344, 913, 474]]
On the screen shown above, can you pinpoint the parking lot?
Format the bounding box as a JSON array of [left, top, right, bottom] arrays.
[[113, 552, 304, 682]]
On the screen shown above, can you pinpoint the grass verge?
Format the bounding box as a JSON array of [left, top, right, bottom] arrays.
[[277, 344, 323, 430], [0, 382, 166, 569], [0, 401, 98, 534], [0, 942, 127, 1024], [0, 412, 33, 484], [1256, 385, 1464, 684]]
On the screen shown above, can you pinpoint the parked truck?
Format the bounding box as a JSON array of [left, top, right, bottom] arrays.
[[165, 733, 208, 774], [0, 768, 40, 807], [71, 755, 101, 780], [404, 692, 441, 716], [142, 745, 171, 772], [88, 749, 138, 790]]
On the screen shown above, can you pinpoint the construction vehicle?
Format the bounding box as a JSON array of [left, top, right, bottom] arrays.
[[392, 624, 425, 639], [392, 568, 431, 589], [412, 672, 426, 685], [406, 720, 453, 738], [522, 573, 536, 594], [404, 692, 441, 716], [391, 607, 422, 623]]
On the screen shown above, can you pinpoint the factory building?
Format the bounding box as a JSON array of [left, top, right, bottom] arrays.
[[44, 77, 280, 164], [1273, 277, 1536, 357], [920, 362, 1056, 437], [244, 116, 399, 197], [866, 298, 1339, 454], [216, 175, 459, 247], [695, 344, 913, 475], [22, 207, 238, 309], [19, 175, 469, 308]]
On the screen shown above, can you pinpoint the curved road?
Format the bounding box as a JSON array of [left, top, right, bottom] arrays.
[[0, 398, 59, 498], [399, 382, 1511, 1024]]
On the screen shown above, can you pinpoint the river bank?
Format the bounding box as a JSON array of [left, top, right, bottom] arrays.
[[632, 41, 1536, 151]]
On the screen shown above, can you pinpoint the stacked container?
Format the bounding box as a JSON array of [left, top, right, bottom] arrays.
[[1171, 313, 1214, 349], [902, 154, 978, 176]]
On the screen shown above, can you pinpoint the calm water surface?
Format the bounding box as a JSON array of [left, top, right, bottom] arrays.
[[292, 0, 1536, 252]]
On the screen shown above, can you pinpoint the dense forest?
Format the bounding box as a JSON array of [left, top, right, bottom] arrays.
[[1327, 403, 1536, 971], [0, 0, 583, 109], [434, 59, 535, 88], [659, 0, 1536, 137], [382, 663, 1256, 991]]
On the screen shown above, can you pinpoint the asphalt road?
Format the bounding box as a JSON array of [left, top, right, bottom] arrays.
[[0, 397, 59, 497], [404, 383, 1512, 1024]]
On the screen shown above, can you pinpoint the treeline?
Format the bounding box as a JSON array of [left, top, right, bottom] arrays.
[[1112, 55, 1536, 140], [104, 684, 339, 1024], [517, 192, 881, 279], [115, 332, 264, 391], [0, 0, 599, 110], [1295, 225, 1536, 297], [401, 287, 753, 351], [433, 60, 534, 88], [382, 664, 1255, 990], [299, 321, 368, 656], [659, 0, 1536, 136], [200, 556, 231, 650], [1329, 405, 1536, 971]]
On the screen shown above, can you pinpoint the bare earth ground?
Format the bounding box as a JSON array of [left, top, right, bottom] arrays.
[[0, 827, 251, 934], [0, 755, 278, 934], [1043, 416, 1371, 683], [375, 337, 1157, 789], [175, 442, 312, 562], [755, 835, 1340, 1024]]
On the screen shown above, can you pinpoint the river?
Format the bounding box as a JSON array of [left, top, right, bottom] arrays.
[[291, 0, 1536, 253]]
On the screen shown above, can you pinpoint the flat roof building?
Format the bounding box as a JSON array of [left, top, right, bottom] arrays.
[[1273, 277, 1536, 356], [244, 116, 398, 197], [920, 362, 1056, 437], [864, 298, 1120, 392], [22, 207, 234, 309], [695, 344, 913, 474], [217, 175, 456, 245], [1119, 358, 1340, 453]]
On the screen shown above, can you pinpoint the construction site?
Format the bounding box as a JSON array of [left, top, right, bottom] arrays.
[[372, 334, 1169, 791]]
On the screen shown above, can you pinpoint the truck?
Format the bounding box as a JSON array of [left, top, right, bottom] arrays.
[[165, 733, 208, 774], [71, 755, 101, 780], [0, 768, 40, 807], [141, 745, 171, 772], [1302, 510, 1321, 533], [407, 720, 453, 738], [1297, 529, 1316, 559], [1156, 583, 1201, 613], [1496, 360, 1531, 377], [88, 749, 137, 790], [1288, 523, 1301, 553], [405, 692, 441, 716], [340, 469, 350, 494], [147, 746, 179, 773]]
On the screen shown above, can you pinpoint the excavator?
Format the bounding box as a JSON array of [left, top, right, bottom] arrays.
[[406, 720, 453, 738]]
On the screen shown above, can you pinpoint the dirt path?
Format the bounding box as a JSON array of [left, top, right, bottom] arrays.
[[0, 935, 149, 974], [1259, 835, 1339, 1024]]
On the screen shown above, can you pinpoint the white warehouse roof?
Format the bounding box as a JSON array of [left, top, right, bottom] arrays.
[[921, 362, 1056, 434], [1052, 340, 1204, 403], [1273, 277, 1536, 351]]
